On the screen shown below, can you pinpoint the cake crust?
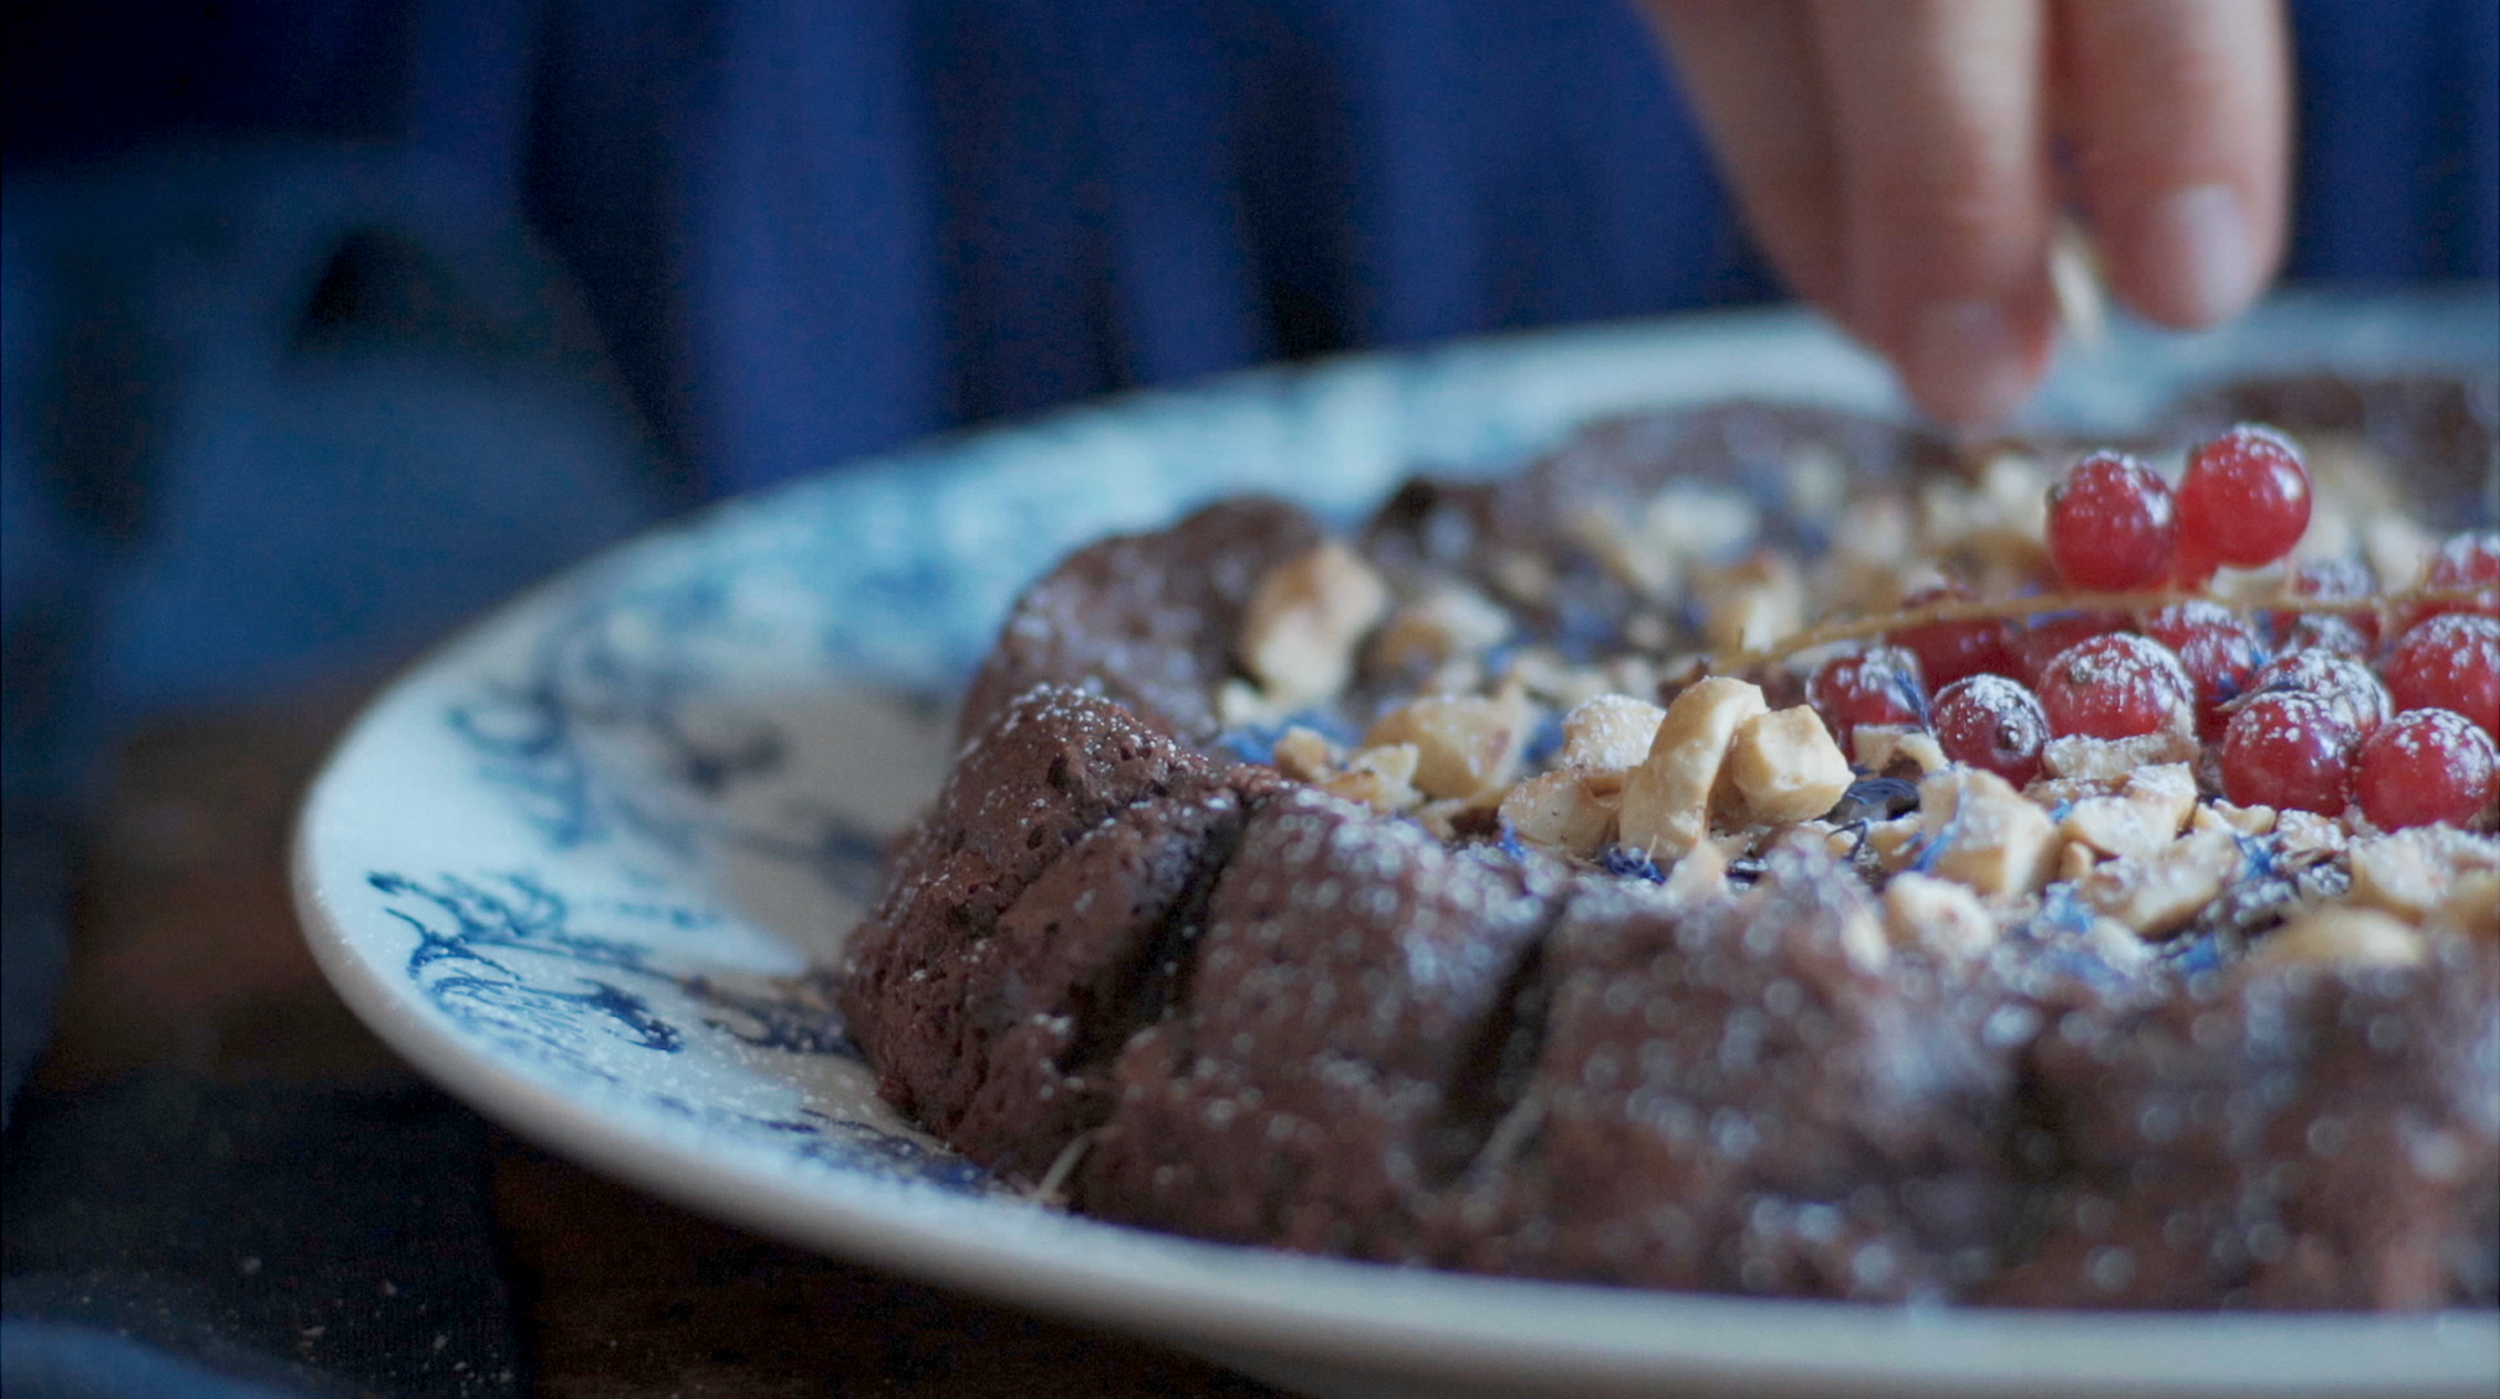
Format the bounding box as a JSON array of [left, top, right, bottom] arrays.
[[834, 377, 2500, 1309]]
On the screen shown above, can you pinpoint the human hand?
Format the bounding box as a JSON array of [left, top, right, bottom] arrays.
[[1637, 0, 2289, 428]]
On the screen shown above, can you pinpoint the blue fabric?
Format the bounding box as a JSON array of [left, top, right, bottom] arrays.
[[5, 149, 667, 726], [2287, 0, 2498, 280], [3, 1320, 313, 1399], [4, 4, 2490, 727], [1, 2, 2494, 1395], [503, 0, 1762, 494]]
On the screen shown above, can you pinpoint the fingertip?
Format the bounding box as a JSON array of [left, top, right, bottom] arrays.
[[1900, 294, 2052, 429], [2057, 0, 2290, 331], [2110, 181, 2269, 328], [1803, 0, 2059, 429]]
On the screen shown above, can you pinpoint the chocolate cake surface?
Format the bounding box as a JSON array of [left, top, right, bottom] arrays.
[[833, 377, 2500, 1310]]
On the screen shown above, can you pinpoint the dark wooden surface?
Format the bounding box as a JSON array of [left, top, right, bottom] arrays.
[[37, 698, 1284, 1398]]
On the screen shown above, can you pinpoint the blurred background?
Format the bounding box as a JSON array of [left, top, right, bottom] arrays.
[[0, 2, 2493, 1395], [4, 0, 2493, 813]]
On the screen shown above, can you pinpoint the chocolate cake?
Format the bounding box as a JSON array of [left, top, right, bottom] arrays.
[[833, 378, 2500, 1309]]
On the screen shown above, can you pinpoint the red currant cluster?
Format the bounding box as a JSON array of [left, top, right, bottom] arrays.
[[1805, 425, 2500, 832], [2043, 425, 2316, 590]]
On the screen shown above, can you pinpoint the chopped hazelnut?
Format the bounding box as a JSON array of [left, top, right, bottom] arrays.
[[2422, 870, 2500, 944], [2365, 514, 2440, 600], [1490, 550, 1557, 606], [1413, 798, 1466, 843], [2124, 764, 2199, 826], [2025, 774, 2120, 811], [1723, 707, 1852, 826], [1694, 551, 1806, 654], [1565, 507, 1680, 599], [1369, 585, 1512, 679], [2193, 800, 2276, 836], [1364, 686, 1532, 801], [2076, 828, 2248, 938], [1270, 726, 1337, 783], [2040, 730, 2198, 782], [1558, 694, 1668, 774], [1853, 725, 1949, 776], [2271, 808, 2349, 857], [2346, 828, 2500, 920], [1917, 766, 2060, 897], [1512, 654, 1653, 712], [2057, 840, 2098, 882], [2247, 906, 2425, 970], [1826, 494, 1914, 571], [1321, 743, 1423, 814], [1863, 813, 1925, 872], [1882, 871, 2000, 960], [1238, 540, 1391, 709], [1975, 451, 2051, 544], [1217, 677, 1278, 729], [1499, 769, 1616, 856], [1617, 676, 1767, 860], [1660, 834, 1735, 906], [2058, 763, 2197, 860], [1641, 482, 1760, 559], [1598, 655, 1661, 703], [2057, 794, 2165, 860]]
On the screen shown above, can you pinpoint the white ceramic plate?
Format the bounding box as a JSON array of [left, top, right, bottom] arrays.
[[296, 292, 2500, 1399]]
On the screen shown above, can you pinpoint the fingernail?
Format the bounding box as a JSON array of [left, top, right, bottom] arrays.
[[2140, 183, 2260, 325], [1908, 298, 2029, 428]]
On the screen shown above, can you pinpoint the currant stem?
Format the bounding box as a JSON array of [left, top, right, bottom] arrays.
[[1705, 584, 2489, 674]]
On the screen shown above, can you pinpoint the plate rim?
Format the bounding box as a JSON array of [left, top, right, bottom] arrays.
[[291, 843, 2500, 1395], [293, 293, 2500, 1397]]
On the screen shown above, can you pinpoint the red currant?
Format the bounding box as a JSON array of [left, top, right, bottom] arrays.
[[2399, 530, 2500, 631], [2142, 600, 2263, 737], [1932, 674, 2050, 787], [1807, 644, 1928, 758], [2273, 557, 2381, 651], [2175, 425, 2312, 568], [2243, 650, 2393, 739], [2276, 613, 2372, 661], [2034, 633, 2196, 740], [2045, 451, 2178, 591], [2354, 709, 2498, 830], [2011, 611, 2129, 688], [2168, 540, 2221, 592], [1887, 584, 2019, 689], [2219, 693, 2357, 815], [2381, 614, 2500, 740]]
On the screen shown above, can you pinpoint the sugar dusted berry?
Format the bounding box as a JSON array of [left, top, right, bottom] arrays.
[[2167, 542, 2221, 592], [2355, 708, 2497, 830], [1806, 644, 1927, 754], [1887, 584, 2018, 689], [2220, 692, 2357, 815], [2142, 600, 2263, 737], [2382, 613, 2500, 740], [2034, 632, 2196, 739], [2275, 613, 2372, 660], [2175, 425, 2312, 568], [2244, 650, 2393, 739], [2275, 557, 2381, 650], [1932, 674, 2049, 787], [2400, 530, 2500, 630], [2011, 611, 2128, 688], [2045, 451, 2178, 591]]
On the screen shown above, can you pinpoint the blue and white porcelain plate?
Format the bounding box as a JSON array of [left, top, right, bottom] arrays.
[[297, 293, 2499, 1399]]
